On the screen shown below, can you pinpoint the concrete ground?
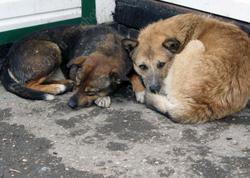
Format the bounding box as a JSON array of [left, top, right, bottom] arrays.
[[0, 83, 250, 178]]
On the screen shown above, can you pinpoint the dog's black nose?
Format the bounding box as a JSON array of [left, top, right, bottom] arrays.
[[68, 99, 78, 109], [150, 85, 161, 93]]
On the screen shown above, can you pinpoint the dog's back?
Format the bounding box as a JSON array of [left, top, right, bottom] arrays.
[[163, 14, 250, 123]]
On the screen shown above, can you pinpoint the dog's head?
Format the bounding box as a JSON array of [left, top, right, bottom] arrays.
[[67, 54, 126, 108], [122, 35, 182, 93], [121, 13, 197, 93]]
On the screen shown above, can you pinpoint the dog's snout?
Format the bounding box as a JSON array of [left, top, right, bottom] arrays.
[[150, 85, 161, 93], [68, 98, 78, 109]]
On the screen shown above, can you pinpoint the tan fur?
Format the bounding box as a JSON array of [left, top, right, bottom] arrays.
[[130, 74, 145, 92], [131, 13, 250, 123], [25, 78, 72, 95]]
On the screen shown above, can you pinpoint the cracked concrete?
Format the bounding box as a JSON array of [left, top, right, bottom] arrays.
[[0, 84, 250, 178]]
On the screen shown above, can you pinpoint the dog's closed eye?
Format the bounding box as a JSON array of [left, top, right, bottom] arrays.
[[157, 62, 166, 69], [139, 64, 148, 71]]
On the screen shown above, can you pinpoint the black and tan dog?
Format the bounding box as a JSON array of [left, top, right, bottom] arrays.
[[1, 38, 71, 101], [1, 25, 132, 108], [66, 25, 131, 108]]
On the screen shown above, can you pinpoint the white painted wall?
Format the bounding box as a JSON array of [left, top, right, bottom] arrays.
[[161, 0, 250, 23], [0, 0, 248, 32], [95, 0, 115, 24], [0, 0, 81, 32]]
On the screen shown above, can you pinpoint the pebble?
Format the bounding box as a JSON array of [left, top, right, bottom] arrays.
[[232, 140, 238, 145], [38, 166, 51, 174], [22, 159, 27, 162]]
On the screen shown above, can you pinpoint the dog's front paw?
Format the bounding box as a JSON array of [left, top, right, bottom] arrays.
[[95, 96, 111, 108], [144, 91, 152, 105], [144, 92, 158, 110], [54, 84, 67, 94], [135, 91, 145, 103], [144, 92, 163, 113]]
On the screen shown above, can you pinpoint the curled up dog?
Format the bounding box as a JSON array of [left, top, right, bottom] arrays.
[[123, 13, 250, 123], [1, 25, 132, 108]]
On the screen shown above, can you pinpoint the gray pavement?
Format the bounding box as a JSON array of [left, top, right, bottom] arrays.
[[0, 84, 250, 178]]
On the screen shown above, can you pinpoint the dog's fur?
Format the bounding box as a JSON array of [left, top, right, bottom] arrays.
[[1, 25, 131, 108], [123, 13, 250, 123], [67, 25, 131, 108], [1, 40, 72, 101]]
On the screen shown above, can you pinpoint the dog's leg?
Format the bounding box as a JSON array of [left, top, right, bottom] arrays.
[[26, 83, 67, 95], [44, 80, 75, 92], [26, 78, 69, 95], [145, 91, 213, 124], [144, 91, 188, 123], [94, 96, 111, 108], [144, 92, 175, 114], [44, 68, 75, 92], [130, 74, 145, 103]]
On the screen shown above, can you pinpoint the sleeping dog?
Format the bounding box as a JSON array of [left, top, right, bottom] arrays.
[[1, 25, 132, 108], [66, 25, 132, 108]]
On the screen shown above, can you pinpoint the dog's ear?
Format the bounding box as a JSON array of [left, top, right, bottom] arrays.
[[162, 38, 181, 54], [122, 38, 138, 53], [67, 56, 88, 68]]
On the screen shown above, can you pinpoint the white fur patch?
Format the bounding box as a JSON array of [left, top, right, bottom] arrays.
[[44, 94, 55, 101], [8, 69, 19, 83], [135, 91, 145, 103], [95, 96, 111, 108], [55, 84, 66, 94]]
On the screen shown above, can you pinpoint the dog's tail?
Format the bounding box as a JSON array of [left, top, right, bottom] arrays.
[[1, 67, 54, 100]]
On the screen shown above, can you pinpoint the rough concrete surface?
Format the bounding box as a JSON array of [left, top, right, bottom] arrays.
[[0, 84, 250, 178]]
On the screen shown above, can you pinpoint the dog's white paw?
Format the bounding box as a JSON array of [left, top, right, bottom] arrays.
[[55, 84, 67, 94], [95, 96, 111, 108], [135, 91, 145, 103]]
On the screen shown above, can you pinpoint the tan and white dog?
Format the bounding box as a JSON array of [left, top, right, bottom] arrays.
[[123, 13, 250, 123]]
